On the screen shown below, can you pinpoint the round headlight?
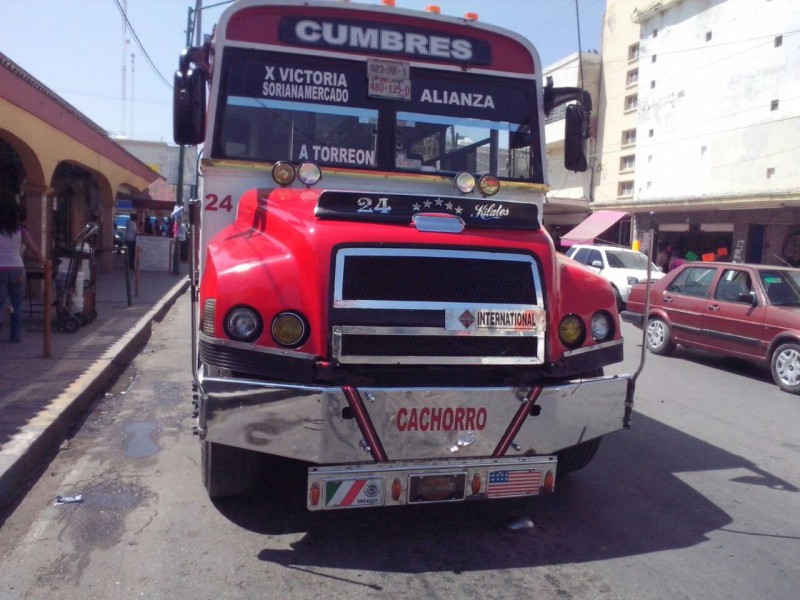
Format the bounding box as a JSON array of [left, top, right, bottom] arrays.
[[271, 311, 308, 347], [591, 311, 613, 341], [225, 306, 262, 342], [272, 161, 296, 186], [454, 171, 476, 194], [558, 314, 586, 348], [297, 162, 322, 186], [478, 174, 500, 196]]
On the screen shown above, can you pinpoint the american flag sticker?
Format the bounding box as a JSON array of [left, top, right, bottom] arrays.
[[487, 469, 542, 498]]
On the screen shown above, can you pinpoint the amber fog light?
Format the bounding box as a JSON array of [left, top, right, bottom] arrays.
[[225, 306, 262, 342], [297, 162, 322, 186], [558, 314, 585, 348], [271, 311, 308, 347], [478, 174, 500, 196], [454, 171, 476, 194], [471, 473, 482, 495], [272, 161, 296, 186]]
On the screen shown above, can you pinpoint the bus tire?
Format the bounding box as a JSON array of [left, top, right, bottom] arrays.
[[557, 437, 602, 473], [201, 440, 264, 498]]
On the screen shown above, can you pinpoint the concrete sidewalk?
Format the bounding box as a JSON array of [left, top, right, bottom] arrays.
[[0, 251, 190, 511]]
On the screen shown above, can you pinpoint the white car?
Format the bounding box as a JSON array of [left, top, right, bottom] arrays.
[[565, 244, 665, 309]]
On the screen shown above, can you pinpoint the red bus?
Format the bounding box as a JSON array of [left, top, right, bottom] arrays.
[[174, 0, 633, 511]]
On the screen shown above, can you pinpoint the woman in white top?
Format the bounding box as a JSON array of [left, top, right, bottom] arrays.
[[0, 196, 46, 343]]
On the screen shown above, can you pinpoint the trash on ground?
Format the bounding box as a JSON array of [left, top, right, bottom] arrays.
[[54, 494, 84, 505]]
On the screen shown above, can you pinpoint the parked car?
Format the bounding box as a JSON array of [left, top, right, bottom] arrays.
[[622, 261, 800, 394], [565, 244, 664, 309]]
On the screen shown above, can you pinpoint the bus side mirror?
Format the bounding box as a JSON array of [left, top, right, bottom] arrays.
[[173, 68, 206, 146], [564, 104, 588, 172]]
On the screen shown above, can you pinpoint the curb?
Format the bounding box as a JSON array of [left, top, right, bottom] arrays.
[[0, 277, 190, 512]]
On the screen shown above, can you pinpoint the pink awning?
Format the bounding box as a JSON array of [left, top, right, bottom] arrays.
[[560, 211, 628, 247]]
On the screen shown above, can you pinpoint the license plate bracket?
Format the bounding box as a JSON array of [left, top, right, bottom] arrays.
[[408, 473, 466, 504]]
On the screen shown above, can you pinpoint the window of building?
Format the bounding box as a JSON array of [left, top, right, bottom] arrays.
[[622, 129, 637, 146], [706, 31, 713, 42], [767, 167, 775, 178], [701, 145, 707, 155], [648, 129, 654, 137], [626, 68, 639, 86], [775, 35, 783, 47], [620, 155, 635, 172], [652, 54, 657, 63], [771, 99, 779, 111], [653, 28, 658, 38], [650, 80, 656, 89], [628, 42, 640, 61], [624, 94, 638, 112], [618, 180, 634, 198]]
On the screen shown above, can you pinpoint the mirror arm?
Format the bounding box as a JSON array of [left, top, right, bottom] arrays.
[[543, 77, 593, 115]]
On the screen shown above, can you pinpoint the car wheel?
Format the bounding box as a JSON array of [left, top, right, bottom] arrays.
[[770, 343, 800, 394], [646, 317, 675, 356], [612, 286, 625, 311]]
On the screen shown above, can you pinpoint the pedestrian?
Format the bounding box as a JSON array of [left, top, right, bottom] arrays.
[[125, 212, 138, 268], [0, 195, 46, 343], [143, 212, 154, 235]]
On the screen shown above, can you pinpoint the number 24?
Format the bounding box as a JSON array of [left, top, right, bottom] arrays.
[[205, 194, 233, 212]]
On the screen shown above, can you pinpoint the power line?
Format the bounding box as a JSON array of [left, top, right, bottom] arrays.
[[112, 0, 172, 89]]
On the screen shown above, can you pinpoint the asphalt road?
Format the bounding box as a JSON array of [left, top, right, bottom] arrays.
[[0, 295, 798, 600]]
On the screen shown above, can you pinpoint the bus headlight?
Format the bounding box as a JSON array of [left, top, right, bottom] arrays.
[[271, 311, 309, 347], [298, 162, 322, 186], [558, 314, 585, 348], [225, 306, 263, 342], [454, 171, 476, 194], [590, 311, 613, 341], [478, 174, 500, 196], [272, 161, 296, 186]]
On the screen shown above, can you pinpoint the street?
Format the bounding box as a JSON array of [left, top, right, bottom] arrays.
[[0, 292, 798, 600]]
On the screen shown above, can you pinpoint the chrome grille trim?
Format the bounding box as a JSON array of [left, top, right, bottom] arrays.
[[331, 247, 545, 365]]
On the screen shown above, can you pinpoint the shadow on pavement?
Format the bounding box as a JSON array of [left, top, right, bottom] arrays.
[[209, 412, 797, 572]]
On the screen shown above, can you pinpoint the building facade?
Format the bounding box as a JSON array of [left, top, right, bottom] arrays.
[[542, 52, 603, 245], [595, 0, 800, 267]]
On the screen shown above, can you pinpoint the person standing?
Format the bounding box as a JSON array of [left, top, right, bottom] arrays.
[[125, 213, 138, 268], [0, 196, 46, 343]]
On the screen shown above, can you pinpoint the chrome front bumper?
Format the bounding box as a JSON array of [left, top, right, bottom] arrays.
[[199, 374, 633, 464]]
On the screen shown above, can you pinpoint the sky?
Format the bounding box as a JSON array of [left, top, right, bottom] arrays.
[[0, 0, 605, 143]]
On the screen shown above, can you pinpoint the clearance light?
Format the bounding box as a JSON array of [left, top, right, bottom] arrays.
[[271, 311, 308, 347], [464, 12, 479, 21], [454, 171, 477, 194], [297, 162, 322, 186], [391, 478, 402, 501], [478, 174, 500, 196], [272, 161, 296, 186], [471, 473, 482, 495], [381, 0, 396, 5], [309, 482, 321, 506], [225, 306, 263, 342], [591, 311, 613, 341], [425, 5, 441, 13], [558, 314, 585, 348], [543, 470, 555, 493]]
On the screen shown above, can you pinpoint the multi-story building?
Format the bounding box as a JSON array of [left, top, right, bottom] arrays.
[[594, 0, 800, 267], [542, 52, 602, 246]]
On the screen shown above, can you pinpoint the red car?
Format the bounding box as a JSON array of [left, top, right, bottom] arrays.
[[622, 261, 800, 394]]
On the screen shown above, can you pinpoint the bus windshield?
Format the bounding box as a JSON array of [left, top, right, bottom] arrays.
[[213, 48, 543, 182]]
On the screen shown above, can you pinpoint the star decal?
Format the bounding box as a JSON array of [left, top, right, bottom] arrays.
[[412, 202, 421, 211], [423, 199, 433, 208], [454, 205, 464, 215], [445, 201, 454, 211], [434, 198, 444, 206]]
